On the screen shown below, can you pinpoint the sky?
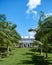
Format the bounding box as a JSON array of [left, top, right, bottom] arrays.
[[0, 0, 52, 37]]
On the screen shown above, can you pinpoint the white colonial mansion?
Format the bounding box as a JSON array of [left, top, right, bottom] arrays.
[[19, 36, 34, 47]]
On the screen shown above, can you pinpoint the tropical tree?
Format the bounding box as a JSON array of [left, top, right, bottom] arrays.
[[40, 16, 52, 58], [28, 12, 52, 58], [0, 14, 21, 57]]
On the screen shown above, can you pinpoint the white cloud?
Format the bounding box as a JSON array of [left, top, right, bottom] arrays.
[[45, 13, 52, 18], [47, 13, 52, 15], [28, 32, 36, 37], [26, 30, 35, 37], [32, 10, 37, 14], [26, 0, 41, 14]]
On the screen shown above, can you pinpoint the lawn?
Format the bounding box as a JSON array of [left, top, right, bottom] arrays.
[[0, 48, 52, 65]]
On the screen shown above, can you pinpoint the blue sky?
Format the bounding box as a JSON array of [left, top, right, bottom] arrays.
[[0, 0, 52, 36]]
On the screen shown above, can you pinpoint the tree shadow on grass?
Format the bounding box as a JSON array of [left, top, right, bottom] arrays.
[[16, 48, 52, 65], [17, 51, 52, 65], [0, 58, 4, 62], [30, 48, 36, 52], [21, 54, 52, 65], [32, 55, 49, 65]]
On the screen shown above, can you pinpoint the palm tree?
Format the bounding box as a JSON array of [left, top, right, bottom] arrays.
[[3, 22, 21, 56], [0, 14, 21, 57], [28, 12, 52, 58], [41, 16, 52, 58]]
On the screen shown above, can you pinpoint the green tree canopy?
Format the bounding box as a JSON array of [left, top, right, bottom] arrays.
[[0, 14, 21, 56]]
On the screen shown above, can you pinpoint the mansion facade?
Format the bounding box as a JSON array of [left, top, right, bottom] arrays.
[[19, 36, 34, 47]]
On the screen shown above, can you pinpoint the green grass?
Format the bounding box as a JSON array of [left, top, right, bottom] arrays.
[[0, 48, 52, 65]]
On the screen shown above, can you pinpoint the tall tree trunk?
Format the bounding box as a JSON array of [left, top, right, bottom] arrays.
[[40, 48, 43, 55], [46, 47, 48, 58], [40, 45, 43, 55], [7, 44, 9, 56]]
